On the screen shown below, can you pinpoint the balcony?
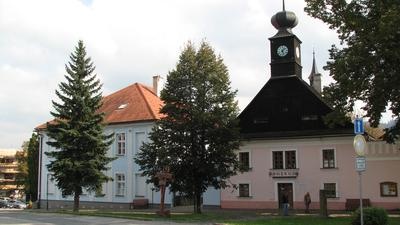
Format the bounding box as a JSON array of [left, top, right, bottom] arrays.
[[0, 163, 18, 168], [269, 168, 299, 178]]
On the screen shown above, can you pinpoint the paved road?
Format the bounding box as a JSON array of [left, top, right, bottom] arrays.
[[0, 209, 209, 225]]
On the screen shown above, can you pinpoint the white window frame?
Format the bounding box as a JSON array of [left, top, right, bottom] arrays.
[[95, 182, 107, 197], [116, 132, 126, 156], [322, 182, 339, 198], [321, 148, 337, 169], [115, 173, 126, 197], [271, 149, 298, 169], [238, 182, 252, 198], [238, 150, 252, 170]]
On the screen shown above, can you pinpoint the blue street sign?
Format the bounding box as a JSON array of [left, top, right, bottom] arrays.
[[354, 118, 364, 134]]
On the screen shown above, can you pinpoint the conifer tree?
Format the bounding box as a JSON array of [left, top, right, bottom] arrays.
[[46, 40, 114, 212], [16, 133, 39, 202], [135, 41, 240, 214]]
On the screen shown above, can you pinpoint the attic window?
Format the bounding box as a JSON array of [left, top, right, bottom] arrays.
[[301, 115, 318, 121], [117, 103, 128, 110], [254, 117, 269, 124]]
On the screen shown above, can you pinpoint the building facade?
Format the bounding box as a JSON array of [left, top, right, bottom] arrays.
[[36, 79, 220, 209], [221, 5, 400, 210], [0, 149, 23, 198]]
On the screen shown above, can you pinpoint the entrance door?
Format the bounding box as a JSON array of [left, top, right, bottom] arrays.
[[278, 183, 293, 209]]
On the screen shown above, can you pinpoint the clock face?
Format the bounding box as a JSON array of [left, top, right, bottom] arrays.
[[277, 45, 288, 57], [295, 46, 300, 58]]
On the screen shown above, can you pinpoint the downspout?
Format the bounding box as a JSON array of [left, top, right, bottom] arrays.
[[37, 132, 43, 209]]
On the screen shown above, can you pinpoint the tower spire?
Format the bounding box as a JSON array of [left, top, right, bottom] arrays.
[[309, 50, 322, 94]]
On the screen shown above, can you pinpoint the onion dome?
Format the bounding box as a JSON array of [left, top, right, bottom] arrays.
[[271, 1, 298, 33]]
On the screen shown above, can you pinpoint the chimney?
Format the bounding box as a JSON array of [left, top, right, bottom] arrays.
[[152, 75, 161, 96]]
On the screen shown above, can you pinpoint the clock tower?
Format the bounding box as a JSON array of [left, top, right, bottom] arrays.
[[269, 2, 302, 78]]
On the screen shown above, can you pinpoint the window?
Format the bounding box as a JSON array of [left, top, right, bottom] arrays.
[[239, 152, 250, 170], [380, 182, 398, 197], [322, 149, 335, 168], [115, 174, 125, 196], [285, 151, 296, 169], [135, 174, 146, 197], [4, 173, 14, 180], [239, 184, 250, 197], [324, 183, 337, 198], [116, 133, 126, 155], [273, 151, 284, 169], [47, 174, 55, 195], [95, 183, 106, 197], [273, 150, 296, 169]]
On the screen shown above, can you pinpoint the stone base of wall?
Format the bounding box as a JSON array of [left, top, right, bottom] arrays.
[[37, 199, 179, 210], [370, 201, 400, 210], [38, 200, 133, 210], [221, 200, 277, 209], [222, 200, 399, 211]]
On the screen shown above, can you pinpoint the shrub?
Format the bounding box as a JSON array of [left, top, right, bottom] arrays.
[[351, 207, 388, 225]]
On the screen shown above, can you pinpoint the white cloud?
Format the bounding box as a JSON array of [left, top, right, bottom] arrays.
[[0, 0, 341, 148]]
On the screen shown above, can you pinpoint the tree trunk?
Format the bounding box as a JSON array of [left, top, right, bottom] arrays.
[[194, 191, 202, 214], [160, 185, 165, 213], [73, 191, 80, 212]]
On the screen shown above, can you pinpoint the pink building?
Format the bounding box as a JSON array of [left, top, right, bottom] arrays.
[[221, 5, 400, 210]]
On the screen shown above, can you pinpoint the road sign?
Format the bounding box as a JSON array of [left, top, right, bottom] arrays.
[[354, 118, 364, 134], [356, 156, 366, 172]]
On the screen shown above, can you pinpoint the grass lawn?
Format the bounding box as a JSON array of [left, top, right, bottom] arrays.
[[44, 209, 400, 225], [225, 217, 400, 225]]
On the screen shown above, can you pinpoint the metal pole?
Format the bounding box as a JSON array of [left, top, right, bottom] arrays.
[[46, 174, 49, 210], [359, 171, 363, 225]]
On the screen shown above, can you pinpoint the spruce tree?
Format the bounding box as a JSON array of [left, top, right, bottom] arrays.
[[46, 40, 114, 212], [135, 41, 241, 214]]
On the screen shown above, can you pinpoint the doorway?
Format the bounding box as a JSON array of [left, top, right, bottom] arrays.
[[278, 183, 293, 209]]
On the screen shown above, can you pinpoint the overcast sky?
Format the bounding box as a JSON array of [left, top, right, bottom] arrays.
[[0, 0, 342, 149]]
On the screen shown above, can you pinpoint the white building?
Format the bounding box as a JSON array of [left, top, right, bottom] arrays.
[[36, 78, 220, 209]]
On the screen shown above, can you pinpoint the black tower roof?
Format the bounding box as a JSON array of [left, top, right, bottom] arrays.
[[239, 2, 353, 139], [239, 76, 352, 139]]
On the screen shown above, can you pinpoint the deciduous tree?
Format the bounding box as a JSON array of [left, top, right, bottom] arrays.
[[305, 0, 400, 142], [135, 41, 240, 214]]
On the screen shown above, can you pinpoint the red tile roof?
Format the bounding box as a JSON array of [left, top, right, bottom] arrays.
[[36, 83, 163, 130]]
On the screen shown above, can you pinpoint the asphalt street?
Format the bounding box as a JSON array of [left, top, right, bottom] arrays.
[[0, 209, 207, 225]]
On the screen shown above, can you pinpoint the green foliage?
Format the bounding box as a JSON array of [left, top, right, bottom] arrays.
[[351, 207, 388, 225], [304, 0, 400, 143], [46, 40, 114, 212], [321, 84, 352, 128], [15, 133, 39, 201], [135, 41, 241, 214], [15, 143, 27, 189]]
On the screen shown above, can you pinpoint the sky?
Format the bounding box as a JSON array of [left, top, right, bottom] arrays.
[[0, 0, 342, 149]]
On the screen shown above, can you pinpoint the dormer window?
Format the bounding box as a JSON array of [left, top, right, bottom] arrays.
[[117, 103, 128, 110], [254, 117, 269, 124], [301, 115, 318, 121]]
